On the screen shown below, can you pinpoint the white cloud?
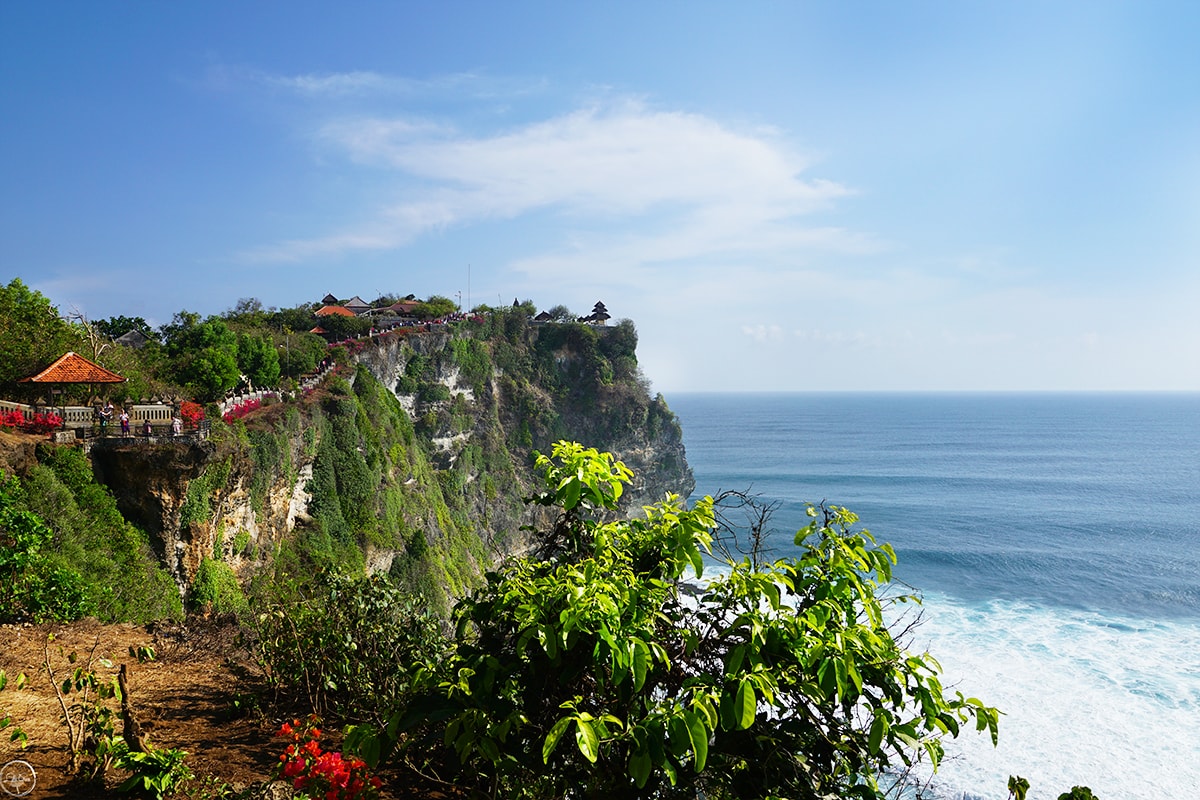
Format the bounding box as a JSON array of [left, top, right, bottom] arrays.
[[328, 101, 846, 216], [267, 70, 393, 96], [240, 99, 853, 264], [743, 324, 785, 343], [256, 69, 549, 103]]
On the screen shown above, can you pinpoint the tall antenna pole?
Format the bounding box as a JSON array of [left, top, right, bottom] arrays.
[[467, 264, 471, 313]]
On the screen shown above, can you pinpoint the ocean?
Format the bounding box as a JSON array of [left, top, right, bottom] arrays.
[[667, 393, 1200, 800]]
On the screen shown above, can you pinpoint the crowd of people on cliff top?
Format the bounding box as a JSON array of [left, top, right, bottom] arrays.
[[95, 401, 183, 438]]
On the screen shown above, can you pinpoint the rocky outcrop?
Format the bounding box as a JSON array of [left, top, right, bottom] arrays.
[[83, 318, 693, 603], [89, 436, 215, 583], [0, 430, 39, 477], [352, 323, 694, 511]]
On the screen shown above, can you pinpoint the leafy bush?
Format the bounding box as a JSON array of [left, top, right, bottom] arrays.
[[450, 337, 492, 393], [190, 557, 246, 615], [251, 571, 445, 727], [417, 382, 451, 403], [115, 743, 194, 799], [179, 461, 230, 534], [0, 474, 94, 622], [369, 442, 999, 800]]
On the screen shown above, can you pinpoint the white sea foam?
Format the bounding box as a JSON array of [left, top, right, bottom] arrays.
[[909, 593, 1200, 800]]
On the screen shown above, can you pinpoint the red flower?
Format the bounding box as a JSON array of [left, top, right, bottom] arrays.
[[271, 716, 381, 800]]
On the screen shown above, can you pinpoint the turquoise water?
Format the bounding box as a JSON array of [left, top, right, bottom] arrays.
[[668, 393, 1200, 800]]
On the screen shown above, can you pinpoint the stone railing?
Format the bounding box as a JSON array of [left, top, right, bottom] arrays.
[[217, 363, 335, 417], [0, 399, 30, 416], [0, 399, 177, 430]]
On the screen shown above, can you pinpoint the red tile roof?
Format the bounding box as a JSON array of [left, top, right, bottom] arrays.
[[19, 352, 126, 384], [315, 305, 356, 317]]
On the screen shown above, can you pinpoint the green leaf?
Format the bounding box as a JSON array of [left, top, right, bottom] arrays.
[[544, 716, 572, 763], [684, 710, 708, 771], [561, 477, 582, 510], [632, 638, 650, 691], [662, 757, 679, 786], [724, 644, 746, 676], [629, 748, 652, 788], [668, 715, 690, 758], [478, 736, 500, 763], [868, 713, 888, 753], [732, 679, 756, 730], [575, 717, 600, 763]]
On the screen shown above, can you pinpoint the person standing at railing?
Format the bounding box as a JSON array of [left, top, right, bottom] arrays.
[[99, 401, 113, 431], [119, 409, 130, 437], [172, 415, 182, 436]]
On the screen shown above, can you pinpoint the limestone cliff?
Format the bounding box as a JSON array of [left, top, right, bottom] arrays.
[[85, 311, 693, 610]]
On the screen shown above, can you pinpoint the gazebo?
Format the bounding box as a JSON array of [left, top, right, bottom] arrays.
[[19, 351, 126, 406]]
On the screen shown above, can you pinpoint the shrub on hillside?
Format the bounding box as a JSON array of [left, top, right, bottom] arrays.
[[20, 448, 182, 622], [191, 557, 247, 615], [0, 473, 93, 622], [250, 571, 445, 727]]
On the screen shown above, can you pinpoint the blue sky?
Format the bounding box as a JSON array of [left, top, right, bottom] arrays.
[[3, 1, 1198, 392]]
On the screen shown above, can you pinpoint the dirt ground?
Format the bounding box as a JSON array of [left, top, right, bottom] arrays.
[[0, 619, 448, 799]]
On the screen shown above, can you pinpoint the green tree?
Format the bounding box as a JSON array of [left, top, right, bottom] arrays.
[[317, 313, 373, 338], [94, 315, 155, 341], [221, 296, 267, 327], [278, 331, 329, 379], [0, 278, 84, 391], [236, 332, 281, 389], [369, 293, 401, 307], [266, 304, 319, 334], [412, 295, 458, 320], [161, 311, 240, 400], [386, 442, 999, 800]]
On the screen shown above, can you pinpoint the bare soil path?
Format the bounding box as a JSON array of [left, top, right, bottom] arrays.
[[1, 619, 276, 798], [0, 619, 447, 799]]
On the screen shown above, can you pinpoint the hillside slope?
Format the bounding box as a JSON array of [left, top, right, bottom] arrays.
[[84, 310, 692, 614]]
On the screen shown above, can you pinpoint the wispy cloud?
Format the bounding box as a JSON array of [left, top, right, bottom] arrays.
[[266, 70, 395, 96], [257, 69, 547, 100], [743, 324, 785, 343], [241, 98, 854, 264]]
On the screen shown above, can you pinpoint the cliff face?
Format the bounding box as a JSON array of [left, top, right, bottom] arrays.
[[87, 314, 693, 608], [355, 322, 693, 509], [89, 437, 216, 583]]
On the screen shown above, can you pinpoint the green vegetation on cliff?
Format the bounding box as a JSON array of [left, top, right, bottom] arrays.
[[1, 284, 690, 631], [0, 448, 181, 624]]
